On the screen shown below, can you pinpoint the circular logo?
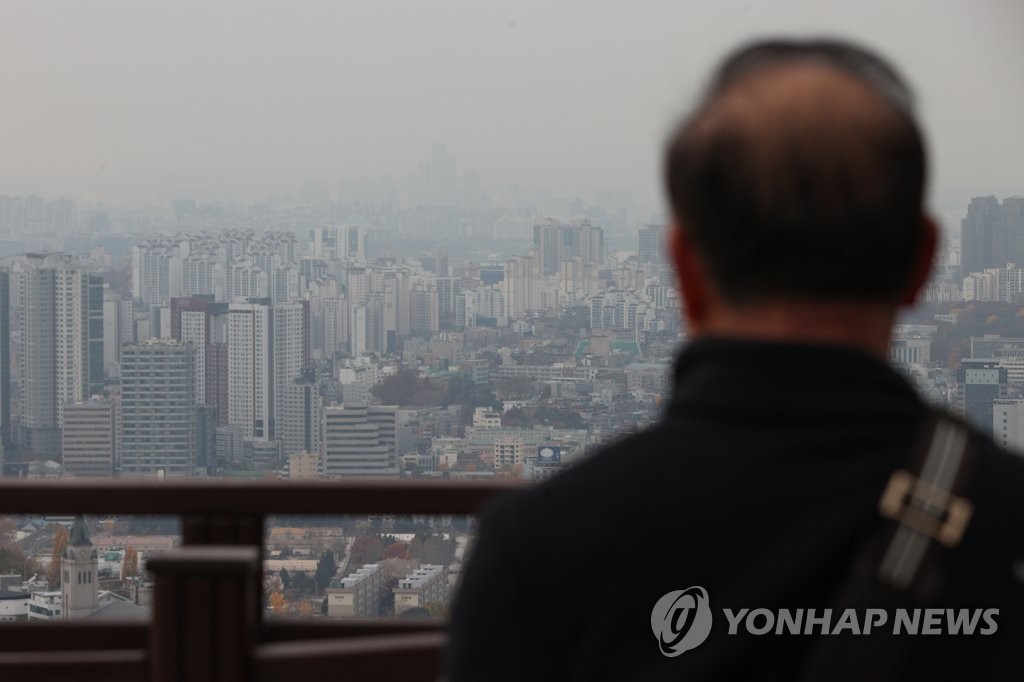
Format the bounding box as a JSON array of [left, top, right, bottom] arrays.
[[651, 586, 713, 657], [539, 447, 554, 460]]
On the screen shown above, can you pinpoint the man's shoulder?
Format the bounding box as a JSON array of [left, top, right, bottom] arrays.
[[969, 438, 1024, 540]]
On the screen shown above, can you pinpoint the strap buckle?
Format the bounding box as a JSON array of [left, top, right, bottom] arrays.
[[879, 469, 973, 547]]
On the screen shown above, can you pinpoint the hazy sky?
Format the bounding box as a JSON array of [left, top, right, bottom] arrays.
[[2, 0, 1022, 228]]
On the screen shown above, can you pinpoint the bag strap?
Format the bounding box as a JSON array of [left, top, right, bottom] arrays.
[[799, 409, 980, 682]]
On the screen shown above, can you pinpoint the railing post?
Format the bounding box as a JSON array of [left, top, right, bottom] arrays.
[[147, 546, 261, 682]]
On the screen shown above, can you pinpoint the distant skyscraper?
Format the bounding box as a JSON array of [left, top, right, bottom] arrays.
[[342, 225, 368, 261], [16, 253, 93, 455], [436, 277, 463, 330], [638, 224, 667, 263], [322, 403, 398, 477], [278, 369, 322, 457], [120, 339, 196, 477], [131, 241, 174, 306], [272, 300, 309, 438], [88, 273, 104, 396], [102, 288, 132, 370], [533, 221, 604, 277], [0, 270, 10, 450], [171, 296, 229, 416], [227, 299, 272, 440], [961, 196, 1024, 277]]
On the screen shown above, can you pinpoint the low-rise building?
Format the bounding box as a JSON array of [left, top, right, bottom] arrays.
[[492, 438, 525, 470], [325, 564, 384, 618], [288, 451, 320, 480], [393, 564, 447, 615], [27, 591, 62, 620], [0, 590, 29, 621]]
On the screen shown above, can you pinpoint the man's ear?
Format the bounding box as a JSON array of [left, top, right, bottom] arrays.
[[668, 222, 712, 329], [901, 216, 938, 306]]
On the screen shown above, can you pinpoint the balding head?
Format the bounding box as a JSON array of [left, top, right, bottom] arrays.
[[665, 40, 928, 305]]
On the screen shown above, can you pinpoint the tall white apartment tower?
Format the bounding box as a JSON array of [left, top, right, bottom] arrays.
[[131, 241, 172, 306], [272, 301, 308, 439], [16, 253, 92, 455], [227, 299, 272, 440]]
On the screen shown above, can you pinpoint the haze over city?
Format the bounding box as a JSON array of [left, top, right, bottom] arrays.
[[2, 0, 1022, 231]]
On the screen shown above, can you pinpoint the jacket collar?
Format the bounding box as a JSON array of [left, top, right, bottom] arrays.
[[667, 337, 926, 421]]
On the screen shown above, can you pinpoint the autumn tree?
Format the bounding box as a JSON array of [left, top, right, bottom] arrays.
[[122, 545, 139, 579], [349, 535, 384, 567], [269, 591, 286, 614], [382, 541, 410, 560], [47, 525, 69, 587]]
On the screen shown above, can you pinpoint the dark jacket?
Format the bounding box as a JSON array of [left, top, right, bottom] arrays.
[[449, 338, 1024, 680]]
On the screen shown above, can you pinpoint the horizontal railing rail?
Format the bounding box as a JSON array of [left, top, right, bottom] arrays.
[[0, 478, 523, 515], [0, 649, 148, 682], [254, 632, 447, 681]]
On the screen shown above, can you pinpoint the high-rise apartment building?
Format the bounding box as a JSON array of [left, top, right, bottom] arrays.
[[0, 270, 10, 450], [533, 220, 604, 277], [272, 301, 309, 438], [278, 370, 321, 457], [131, 240, 174, 306], [322, 403, 398, 477], [15, 253, 94, 455], [88, 274, 104, 396], [120, 339, 196, 477], [227, 299, 272, 440], [170, 296, 229, 416]]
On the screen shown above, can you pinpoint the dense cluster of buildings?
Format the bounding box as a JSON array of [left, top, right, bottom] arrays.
[[0, 209, 683, 482], [3, 190, 1023, 486]]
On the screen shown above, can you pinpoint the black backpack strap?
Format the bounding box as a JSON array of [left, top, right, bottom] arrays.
[[799, 409, 980, 682]]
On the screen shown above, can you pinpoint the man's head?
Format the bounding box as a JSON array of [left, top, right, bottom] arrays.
[[664, 39, 936, 352]]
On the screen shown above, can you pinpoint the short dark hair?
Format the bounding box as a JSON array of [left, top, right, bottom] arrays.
[[664, 39, 927, 304]]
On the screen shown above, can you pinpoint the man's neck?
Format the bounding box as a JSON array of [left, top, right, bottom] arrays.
[[690, 301, 896, 359]]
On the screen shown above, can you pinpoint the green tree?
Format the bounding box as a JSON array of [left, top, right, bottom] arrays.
[[280, 567, 291, 589], [314, 550, 337, 593]]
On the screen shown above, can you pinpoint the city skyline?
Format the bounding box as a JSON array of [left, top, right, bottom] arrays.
[[2, 1, 1023, 231]]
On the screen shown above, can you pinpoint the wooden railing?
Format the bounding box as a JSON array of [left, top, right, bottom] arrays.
[[0, 479, 522, 681]]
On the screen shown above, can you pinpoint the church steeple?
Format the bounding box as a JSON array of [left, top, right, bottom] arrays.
[[61, 515, 98, 620], [69, 514, 91, 547]]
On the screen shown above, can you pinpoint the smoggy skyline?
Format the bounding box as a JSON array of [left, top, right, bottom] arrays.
[[2, 0, 1022, 230]]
